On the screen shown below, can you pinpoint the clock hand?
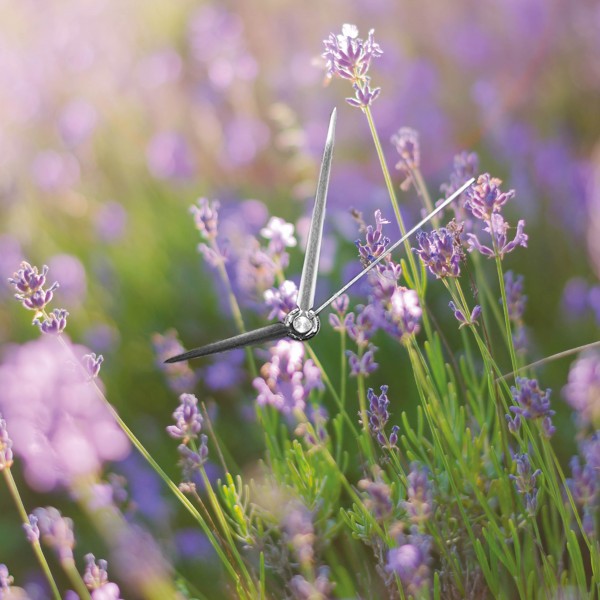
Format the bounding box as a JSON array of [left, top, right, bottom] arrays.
[[314, 177, 476, 316], [164, 322, 291, 363], [296, 107, 336, 312]]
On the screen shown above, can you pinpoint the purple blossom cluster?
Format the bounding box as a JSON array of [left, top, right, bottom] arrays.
[[366, 385, 399, 448], [563, 352, 600, 427], [464, 174, 528, 260], [83, 554, 123, 599], [8, 261, 58, 311], [264, 279, 298, 321], [253, 340, 323, 415], [440, 151, 480, 224], [414, 227, 463, 279], [322, 24, 382, 108], [507, 377, 556, 438], [290, 567, 334, 600], [386, 532, 432, 596], [567, 435, 599, 537], [0, 337, 130, 492], [283, 501, 315, 566], [403, 463, 433, 525], [392, 128, 420, 191], [509, 453, 541, 516], [448, 301, 481, 328], [167, 393, 208, 484], [504, 271, 528, 352], [0, 416, 13, 471], [358, 476, 393, 520], [34, 506, 75, 562]]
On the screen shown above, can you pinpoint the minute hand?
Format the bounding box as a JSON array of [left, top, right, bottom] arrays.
[[314, 177, 475, 316]]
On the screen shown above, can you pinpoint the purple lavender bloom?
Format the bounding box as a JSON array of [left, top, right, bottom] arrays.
[[567, 456, 598, 509], [392, 128, 420, 191], [167, 393, 203, 443], [346, 304, 378, 347], [290, 567, 334, 600], [386, 533, 432, 595], [465, 173, 515, 221], [323, 24, 382, 108], [83, 353, 104, 379], [33, 507, 75, 562], [466, 214, 528, 259], [23, 514, 40, 544], [509, 453, 542, 516], [414, 227, 463, 278], [260, 216, 297, 256], [235, 239, 277, 302], [283, 501, 314, 565], [33, 308, 69, 335], [508, 377, 556, 437], [83, 554, 123, 599], [504, 271, 527, 321], [8, 261, 59, 311], [264, 280, 298, 321], [191, 198, 219, 241], [355, 210, 391, 269], [366, 385, 390, 439], [153, 330, 198, 393], [253, 341, 323, 415], [440, 151, 480, 206], [295, 405, 329, 447], [0, 416, 14, 471], [178, 436, 209, 483], [403, 463, 433, 524], [95, 202, 128, 243], [385, 287, 422, 340], [563, 353, 600, 426], [448, 301, 481, 328], [328, 294, 351, 331], [146, 131, 195, 181], [347, 344, 378, 377], [358, 477, 393, 520], [0, 337, 130, 492], [0, 564, 13, 592]]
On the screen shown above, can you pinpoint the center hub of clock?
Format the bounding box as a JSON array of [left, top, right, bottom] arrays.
[[285, 308, 320, 341]]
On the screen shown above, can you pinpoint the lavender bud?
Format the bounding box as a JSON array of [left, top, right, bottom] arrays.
[[392, 128, 420, 191], [83, 353, 104, 379], [190, 198, 219, 241], [34, 308, 69, 335], [23, 514, 40, 544], [33, 507, 76, 562], [509, 378, 555, 437], [167, 393, 203, 442], [0, 416, 14, 471]]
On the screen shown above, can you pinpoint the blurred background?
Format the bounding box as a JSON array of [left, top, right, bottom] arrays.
[[1, 0, 600, 596]]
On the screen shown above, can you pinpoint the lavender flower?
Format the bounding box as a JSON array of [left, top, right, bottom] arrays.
[[466, 214, 528, 259], [295, 406, 328, 447], [465, 173, 515, 222], [366, 385, 390, 441], [403, 463, 433, 525], [8, 261, 59, 311], [0, 337, 130, 492], [347, 344, 379, 377], [167, 393, 203, 442], [283, 502, 314, 566], [0, 416, 13, 471], [567, 456, 598, 509], [83, 554, 123, 599], [191, 197, 220, 241], [178, 436, 209, 483], [346, 304, 378, 347], [355, 209, 391, 270], [392, 128, 420, 191], [504, 271, 527, 321], [33, 307, 69, 334], [83, 353, 104, 379], [563, 353, 600, 426], [448, 301, 481, 328], [264, 280, 298, 320], [290, 567, 334, 600], [440, 151, 480, 210], [507, 377, 556, 437], [414, 227, 463, 278], [23, 514, 40, 544], [260, 216, 297, 255], [385, 287, 422, 340], [253, 340, 323, 415], [153, 330, 198, 393], [33, 507, 75, 562], [0, 564, 13, 593], [322, 24, 382, 108], [328, 294, 352, 331], [358, 476, 393, 520], [386, 533, 432, 596], [510, 453, 542, 516]]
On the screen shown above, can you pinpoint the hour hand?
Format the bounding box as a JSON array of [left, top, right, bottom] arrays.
[[164, 322, 291, 363]]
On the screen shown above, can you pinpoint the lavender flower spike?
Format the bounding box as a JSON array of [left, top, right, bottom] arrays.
[[449, 301, 481, 328], [33, 507, 76, 562], [465, 173, 515, 221], [0, 564, 14, 593], [0, 416, 14, 470], [508, 377, 556, 437], [8, 261, 59, 311], [33, 308, 69, 335], [392, 128, 420, 191], [510, 453, 542, 516], [190, 198, 219, 241], [414, 227, 463, 279], [167, 393, 203, 442], [466, 214, 528, 259], [83, 353, 104, 379], [23, 514, 40, 544], [386, 533, 432, 596]]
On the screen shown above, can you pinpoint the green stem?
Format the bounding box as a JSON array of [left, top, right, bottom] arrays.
[[2, 469, 62, 600]]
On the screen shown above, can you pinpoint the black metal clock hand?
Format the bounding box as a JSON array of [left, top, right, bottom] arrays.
[[314, 177, 476, 315], [164, 322, 291, 363]]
